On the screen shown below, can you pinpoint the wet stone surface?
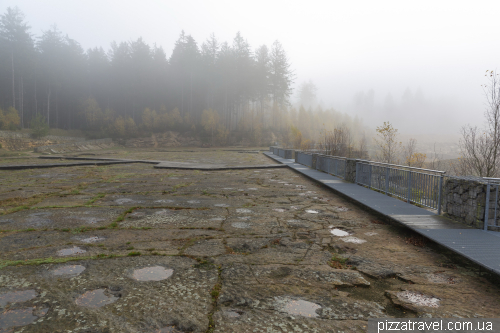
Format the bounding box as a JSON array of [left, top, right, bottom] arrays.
[[57, 246, 86, 256], [0, 290, 37, 307], [75, 288, 119, 308], [132, 266, 174, 281], [51, 265, 86, 277], [1, 148, 500, 332]]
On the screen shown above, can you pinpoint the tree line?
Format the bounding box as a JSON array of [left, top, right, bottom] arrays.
[[0, 7, 294, 140]]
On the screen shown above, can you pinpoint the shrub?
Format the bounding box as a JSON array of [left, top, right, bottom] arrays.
[[30, 113, 49, 138]]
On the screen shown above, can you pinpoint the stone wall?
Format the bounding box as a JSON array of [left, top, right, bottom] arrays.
[[345, 159, 358, 183], [442, 178, 490, 229]]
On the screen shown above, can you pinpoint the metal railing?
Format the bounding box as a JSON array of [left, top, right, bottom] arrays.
[[316, 154, 346, 179], [296, 152, 313, 167], [483, 178, 500, 231], [356, 160, 445, 213]]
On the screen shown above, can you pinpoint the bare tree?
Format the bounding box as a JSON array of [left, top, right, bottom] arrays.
[[403, 138, 426, 167], [458, 70, 500, 177], [373, 121, 402, 164], [321, 124, 352, 157]]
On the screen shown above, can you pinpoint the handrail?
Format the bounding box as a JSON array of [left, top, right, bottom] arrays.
[[357, 159, 446, 174]]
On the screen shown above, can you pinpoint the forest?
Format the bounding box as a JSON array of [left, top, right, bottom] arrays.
[[0, 7, 300, 143]]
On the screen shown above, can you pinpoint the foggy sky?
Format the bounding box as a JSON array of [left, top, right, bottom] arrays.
[[2, 0, 499, 139]]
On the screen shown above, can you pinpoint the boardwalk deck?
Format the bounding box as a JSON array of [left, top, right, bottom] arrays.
[[265, 152, 500, 275]]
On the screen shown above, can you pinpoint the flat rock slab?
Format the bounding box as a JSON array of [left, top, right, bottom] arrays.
[[154, 161, 286, 170], [0, 256, 217, 333], [0, 160, 133, 170]]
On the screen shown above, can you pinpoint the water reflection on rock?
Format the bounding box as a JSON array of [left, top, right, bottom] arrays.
[[51, 265, 86, 277], [0, 307, 38, 331], [0, 290, 37, 307], [75, 289, 118, 308]]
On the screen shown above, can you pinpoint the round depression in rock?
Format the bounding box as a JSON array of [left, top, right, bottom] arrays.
[[132, 266, 174, 281], [75, 289, 118, 308]]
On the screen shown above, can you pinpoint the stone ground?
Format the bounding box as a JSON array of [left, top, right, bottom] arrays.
[[1, 148, 500, 333]]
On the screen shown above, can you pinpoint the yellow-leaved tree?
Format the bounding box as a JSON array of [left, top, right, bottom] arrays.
[[0, 107, 20, 130], [201, 108, 219, 145], [81, 98, 103, 131]]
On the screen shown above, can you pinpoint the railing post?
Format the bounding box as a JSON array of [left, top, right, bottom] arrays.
[[484, 182, 491, 231], [407, 171, 412, 203], [368, 164, 372, 189], [355, 162, 359, 184], [385, 167, 389, 195], [437, 174, 443, 215]]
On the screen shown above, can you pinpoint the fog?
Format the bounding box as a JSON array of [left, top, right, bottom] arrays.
[[2, 0, 499, 143]]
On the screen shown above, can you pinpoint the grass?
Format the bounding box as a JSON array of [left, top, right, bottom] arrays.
[[127, 251, 141, 256], [115, 206, 139, 222], [206, 265, 223, 333], [0, 254, 123, 269], [72, 226, 93, 234], [85, 193, 105, 205], [328, 254, 351, 269]]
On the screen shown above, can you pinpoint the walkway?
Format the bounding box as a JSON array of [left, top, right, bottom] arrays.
[[265, 152, 500, 275]]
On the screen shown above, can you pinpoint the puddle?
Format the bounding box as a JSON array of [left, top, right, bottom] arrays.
[[132, 266, 173, 281], [75, 289, 118, 308], [0, 307, 38, 331], [305, 210, 319, 214], [224, 310, 241, 318], [396, 291, 440, 308], [130, 212, 146, 217], [364, 232, 378, 236], [236, 208, 252, 214], [231, 222, 251, 229], [115, 198, 134, 204], [426, 273, 457, 284], [154, 210, 172, 216], [281, 298, 321, 318], [57, 246, 86, 256], [0, 290, 37, 307], [273, 208, 286, 213], [79, 236, 104, 243], [341, 237, 366, 244], [154, 199, 175, 204], [187, 200, 200, 204], [51, 265, 86, 277], [214, 204, 229, 207], [0, 219, 14, 224], [330, 228, 351, 237], [247, 188, 258, 190]]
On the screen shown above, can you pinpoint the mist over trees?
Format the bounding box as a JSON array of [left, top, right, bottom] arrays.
[[0, 7, 297, 144]]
